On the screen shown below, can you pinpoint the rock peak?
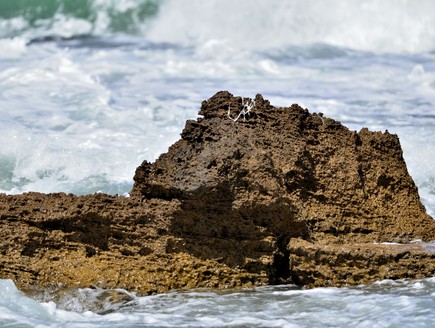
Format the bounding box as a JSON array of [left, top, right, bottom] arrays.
[[130, 91, 434, 285], [198, 91, 270, 120]]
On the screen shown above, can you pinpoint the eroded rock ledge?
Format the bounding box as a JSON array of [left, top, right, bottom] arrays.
[[1, 91, 434, 293]]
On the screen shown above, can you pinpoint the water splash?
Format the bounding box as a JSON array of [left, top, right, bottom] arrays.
[[147, 0, 435, 54]]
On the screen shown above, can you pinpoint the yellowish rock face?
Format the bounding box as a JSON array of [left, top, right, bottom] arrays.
[[1, 92, 434, 294]]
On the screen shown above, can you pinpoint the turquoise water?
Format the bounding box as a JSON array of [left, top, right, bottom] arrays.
[[0, 0, 159, 38], [0, 0, 434, 326]]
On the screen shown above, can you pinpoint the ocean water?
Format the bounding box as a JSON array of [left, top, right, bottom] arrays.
[[1, 278, 435, 328], [0, 0, 435, 326]]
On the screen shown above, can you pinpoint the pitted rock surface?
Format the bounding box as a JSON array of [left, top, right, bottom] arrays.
[[1, 91, 434, 293]]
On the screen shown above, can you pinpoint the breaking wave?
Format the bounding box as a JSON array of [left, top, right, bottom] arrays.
[[1, 0, 435, 53]]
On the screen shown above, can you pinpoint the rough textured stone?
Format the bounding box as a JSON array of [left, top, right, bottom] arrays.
[[0, 91, 434, 294]]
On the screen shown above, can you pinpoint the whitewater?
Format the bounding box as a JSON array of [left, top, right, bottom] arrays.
[[0, 0, 434, 327]]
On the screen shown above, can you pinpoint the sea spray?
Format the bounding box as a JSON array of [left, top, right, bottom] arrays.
[[147, 0, 435, 53]]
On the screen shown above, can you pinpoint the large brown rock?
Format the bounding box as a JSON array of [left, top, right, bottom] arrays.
[[0, 91, 434, 294]]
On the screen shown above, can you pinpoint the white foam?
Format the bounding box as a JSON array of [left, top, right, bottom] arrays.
[[33, 14, 93, 40], [0, 37, 27, 59], [0, 46, 200, 195], [147, 0, 435, 54], [0, 17, 29, 39], [1, 278, 435, 327]]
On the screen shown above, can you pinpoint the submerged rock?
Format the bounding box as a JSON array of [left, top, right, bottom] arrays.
[[0, 91, 434, 293]]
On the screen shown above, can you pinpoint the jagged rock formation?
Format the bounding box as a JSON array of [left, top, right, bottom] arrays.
[[0, 91, 434, 293]]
